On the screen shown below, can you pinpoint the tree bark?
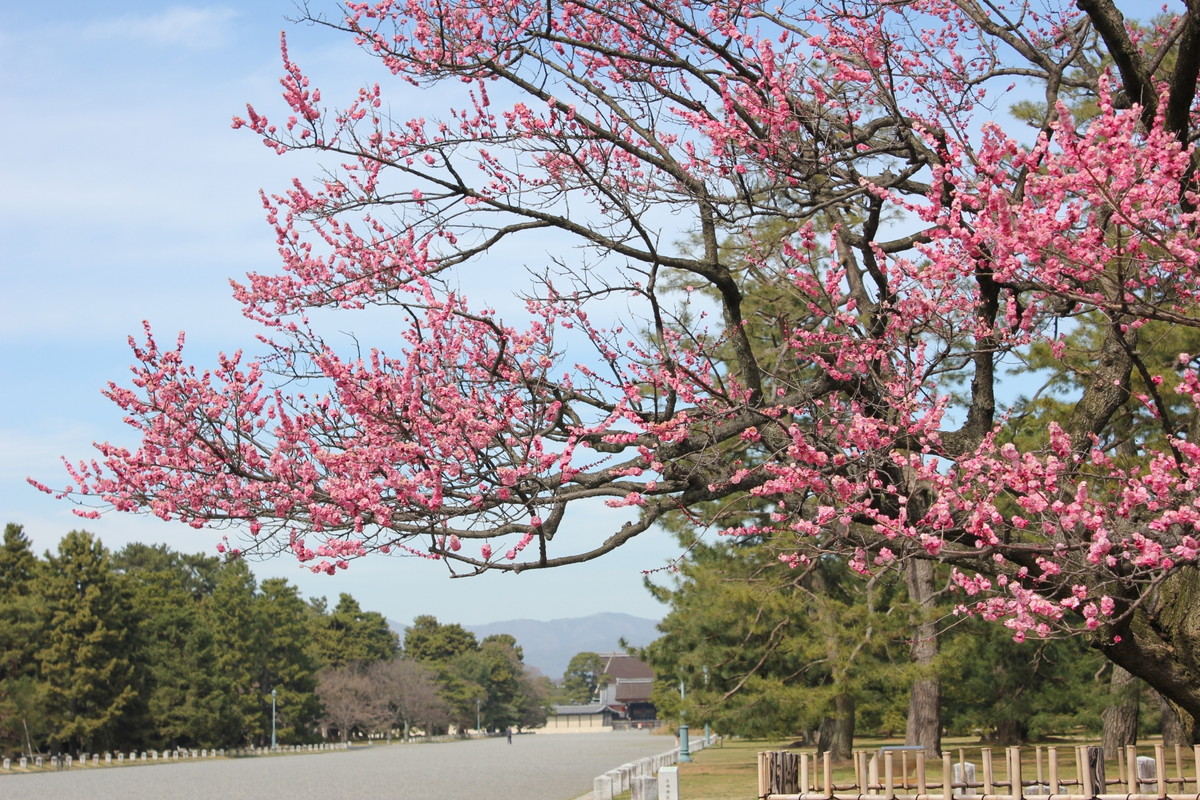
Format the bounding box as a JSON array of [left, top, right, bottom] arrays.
[[989, 718, 1028, 746], [905, 560, 941, 756], [1101, 665, 1139, 755], [1162, 693, 1186, 747], [1102, 567, 1200, 744], [817, 694, 855, 761]]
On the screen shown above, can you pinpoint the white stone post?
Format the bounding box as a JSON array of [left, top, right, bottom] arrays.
[[659, 766, 680, 800], [632, 775, 659, 800]]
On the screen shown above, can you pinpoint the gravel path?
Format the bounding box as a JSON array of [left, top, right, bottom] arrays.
[[0, 732, 675, 800]]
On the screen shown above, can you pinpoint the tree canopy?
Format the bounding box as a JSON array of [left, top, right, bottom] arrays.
[[38, 0, 1200, 735]]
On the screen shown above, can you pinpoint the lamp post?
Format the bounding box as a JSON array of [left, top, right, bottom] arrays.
[[476, 697, 482, 735], [270, 688, 277, 751], [678, 677, 691, 763], [702, 665, 711, 747]]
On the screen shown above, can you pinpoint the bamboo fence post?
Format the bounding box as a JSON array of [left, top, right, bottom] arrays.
[[1194, 746, 1200, 794], [824, 751, 833, 800], [759, 752, 769, 799], [1009, 747, 1023, 800], [982, 748, 994, 796], [1155, 743, 1166, 798], [885, 750, 896, 800], [959, 749, 967, 792], [1173, 744, 1183, 793], [917, 750, 927, 797], [1126, 745, 1137, 794], [1048, 747, 1060, 796], [801, 751, 810, 796], [943, 751, 954, 800], [1035, 747, 1044, 792]]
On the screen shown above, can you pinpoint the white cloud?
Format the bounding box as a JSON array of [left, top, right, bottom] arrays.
[[81, 7, 239, 50]]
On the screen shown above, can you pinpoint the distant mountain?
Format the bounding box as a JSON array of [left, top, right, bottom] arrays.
[[466, 612, 662, 679]]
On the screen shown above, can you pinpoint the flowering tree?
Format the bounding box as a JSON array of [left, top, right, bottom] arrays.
[[38, 0, 1200, 734]]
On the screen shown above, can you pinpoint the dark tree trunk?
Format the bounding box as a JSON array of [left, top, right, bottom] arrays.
[[989, 718, 1028, 746], [1162, 694, 1187, 747], [817, 693, 855, 760], [1101, 567, 1200, 744], [1102, 665, 1139, 755], [905, 559, 941, 756]]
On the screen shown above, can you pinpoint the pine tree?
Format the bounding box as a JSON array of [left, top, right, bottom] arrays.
[[0, 524, 47, 756], [112, 543, 221, 749], [314, 593, 399, 668], [37, 530, 137, 753], [257, 578, 323, 743]]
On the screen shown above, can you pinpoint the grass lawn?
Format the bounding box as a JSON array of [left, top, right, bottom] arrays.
[[677, 738, 771, 800]]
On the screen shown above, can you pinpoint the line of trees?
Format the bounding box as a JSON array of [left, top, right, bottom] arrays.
[[641, 528, 1172, 754], [0, 525, 548, 758]]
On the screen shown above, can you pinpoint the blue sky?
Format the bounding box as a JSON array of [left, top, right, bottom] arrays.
[[0, 1, 676, 631]]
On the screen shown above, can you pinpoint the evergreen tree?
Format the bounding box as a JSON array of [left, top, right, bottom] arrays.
[[560, 652, 607, 704], [206, 559, 273, 746], [0, 524, 47, 757], [403, 615, 477, 663], [314, 593, 399, 668], [940, 618, 1105, 744], [37, 530, 137, 753], [257, 578, 323, 743], [113, 542, 221, 749], [645, 531, 906, 752]]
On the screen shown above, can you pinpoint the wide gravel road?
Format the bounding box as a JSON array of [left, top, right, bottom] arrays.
[[0, 731, 673, 800]]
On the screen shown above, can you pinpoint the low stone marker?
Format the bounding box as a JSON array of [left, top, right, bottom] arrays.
[[659, 766, 679, 800], [632, 775, 658, 800], [3, 757, 10, 770], [1137, 756, 1158, 793], [20, 757, 27, 769], [954, 762, 977, 796]]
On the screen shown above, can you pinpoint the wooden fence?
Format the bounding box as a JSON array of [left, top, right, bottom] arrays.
[[759, 744, 1200, 800]]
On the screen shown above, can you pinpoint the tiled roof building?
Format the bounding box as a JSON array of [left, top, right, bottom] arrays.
[[545, 653, 660, 733]]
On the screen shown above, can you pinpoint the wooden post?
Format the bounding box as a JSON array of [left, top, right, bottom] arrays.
[[1048, 747, 1060, 796], [1193, 746, 1200, 795], [1035, 747, 1044, 792], [943, 751, 953, 800], [763, 751, 799, 796], [1174, 744, 1183, 791], [1084, 746, 1105, 799], [856, 750, 867, 795], [758, 752, 769, 799], [917, 750, 927, 797], [824, 751, 833, 800], [885, 749, 896, 800], [801, 751, 810, 795], [1078, 747, 1093, 799], [1155, 743, 1166, 798], [1126, 746, 1138, 794], [982, 748, 994, 796], [1008, 747, 1023, 800]]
